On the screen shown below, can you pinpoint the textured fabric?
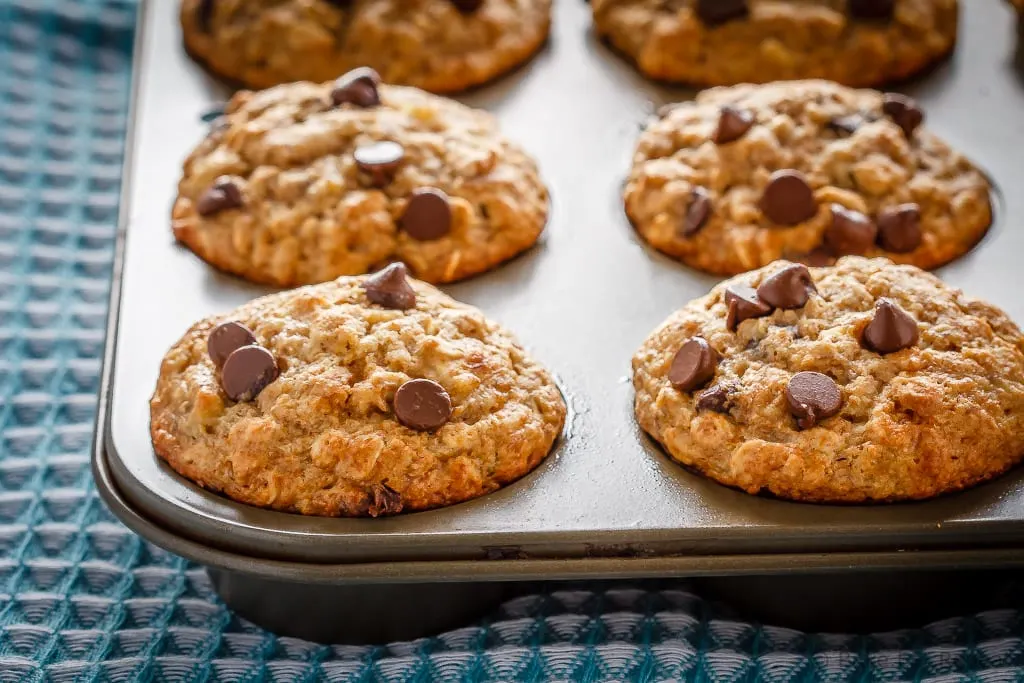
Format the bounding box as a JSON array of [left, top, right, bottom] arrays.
[[3, 0, 1024, 681]]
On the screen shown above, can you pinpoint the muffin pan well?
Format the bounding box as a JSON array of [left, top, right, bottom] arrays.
[[95, 0, 1024, 642]]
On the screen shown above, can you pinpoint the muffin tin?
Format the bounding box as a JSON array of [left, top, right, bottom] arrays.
[[94, 0, 1024, 642]]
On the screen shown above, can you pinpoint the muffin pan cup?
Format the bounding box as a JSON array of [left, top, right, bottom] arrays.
[[94, 0, 1024, 642]]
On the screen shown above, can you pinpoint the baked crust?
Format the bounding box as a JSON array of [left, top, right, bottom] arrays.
[[626, 80, 991, 275], [173, 81, 549, 286], [632, 257, 1024, 503], [180, 0, 551, 93], [150, 275, 567, 517], [592, 0, 957, 87]]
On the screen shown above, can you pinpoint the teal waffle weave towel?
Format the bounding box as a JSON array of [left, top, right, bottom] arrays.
[[2, 0, 1024, 681]]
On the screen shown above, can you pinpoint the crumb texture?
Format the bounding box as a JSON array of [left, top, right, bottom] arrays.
[[626, 80, 991, 275], [632, 257, 1024, 502], [592, 0, 957, 86], [181, 0, 551, 92], [150, 276, 566, 517], [173, 81, 549, 285]]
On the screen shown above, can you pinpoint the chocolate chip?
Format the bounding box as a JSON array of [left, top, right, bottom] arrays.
[[367, 483, 403, 517], [756, 264, 817, 310], [798, 247, 836, 268], [849, 0, 894, 20], [882, 93, 924, 138], [876, 203, 922, 253], [696, 0, 748, 25], [862, 298, 919, 354], [682, 187, 712, 236], [354, 141, 404, 186], [725, 285, 772, 331], [401, 188, 452, 241], [760, 170, 817, 226], [331, 67, 381, 108], [363, 262, 416, 310], [221, 345, 279, 402], [826, 204, 877, 256], [668, 337, 719, 392], [196, 177, 243, 216], [394, 379, 452, 431], [827, 114, 864, 136], [713, 106, 754, 144], [786, 371, 842, 430], [197, 0, 215, 32], [450, 0, 483, 12], [696, 383, 732, 413], [208, 321, 257, 369]]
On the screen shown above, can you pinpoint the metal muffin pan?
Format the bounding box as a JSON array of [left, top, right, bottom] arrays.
[[95, 0, 1024, 641]]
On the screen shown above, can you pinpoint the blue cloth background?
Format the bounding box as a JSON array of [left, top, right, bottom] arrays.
[[2, 0, 1024, 680]]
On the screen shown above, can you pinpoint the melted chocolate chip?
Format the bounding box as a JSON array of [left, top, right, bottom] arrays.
[[882, 93, 924, 138], [207, 321, 257, 369], [696, 384, 732, 413], [826, 204, 877, 256], [786, 371, 842, 430], [196, 177, 243, 216], [367, 483, 404, 517], [401, 188, 452, 241], [696, 0, 748, 25], [197, 0, 215, 32], [760, 170, 817, 226], [394, 379, 452, 431], [713, 106, 754, 144], [221, 345, 279, 402], [331, 67, 381, 108], [354, 141, 404, 186], [798, 247, 837, 268], [450, 0, 483, 11], [849, 0, 894, 19], [876, 203, 922, 253], [363, 262, 416, 310], [862, 298, 919, 354], [668, 337, 719, 392], [756, 264, 817, 310], [682, 187, 712, 236], [725, 285, 772, 332], [827, 114, 864, 136]]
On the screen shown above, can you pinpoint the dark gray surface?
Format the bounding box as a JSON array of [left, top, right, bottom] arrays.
[[694, 570, 1024, 633], [208, 571, 514, 644], [105, 0, 1024, 566]]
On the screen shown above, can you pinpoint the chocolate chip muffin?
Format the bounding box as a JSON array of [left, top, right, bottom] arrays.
[[181, 0, 551, 93], [150, 265, 567, 517], [633, 257, 1024, 503], [626, 80, 991, 275], [592, 0, 957, 87], [173, 71, 549, 286]]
